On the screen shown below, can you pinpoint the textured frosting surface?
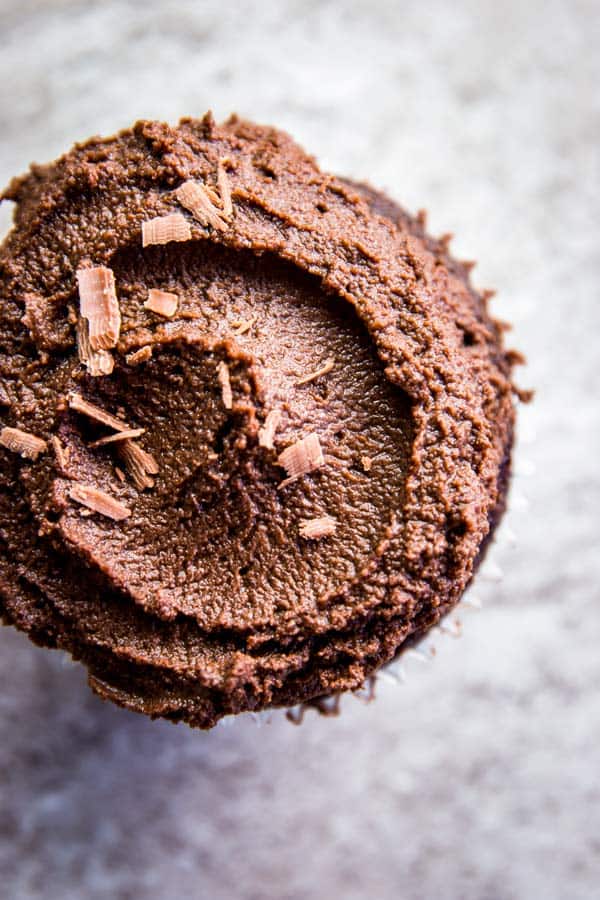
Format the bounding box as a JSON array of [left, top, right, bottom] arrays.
[[0, 115, 517, 727]]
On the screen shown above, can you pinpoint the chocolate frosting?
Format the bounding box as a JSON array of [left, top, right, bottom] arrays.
[[0, 115, 518, 727]]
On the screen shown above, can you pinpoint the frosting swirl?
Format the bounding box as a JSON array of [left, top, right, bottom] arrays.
[[0, 115, 517, 726]]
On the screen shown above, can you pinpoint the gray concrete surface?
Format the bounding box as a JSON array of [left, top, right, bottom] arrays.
[[0, 1, 598, 898]]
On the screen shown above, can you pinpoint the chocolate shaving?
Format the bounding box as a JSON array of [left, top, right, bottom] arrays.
[[205, 185, 222, 207], [118, 439, 159, 491], [126, 346, 153, 366], [0, 426, 47, 460], [50, 435, 70, 470], [217, 361, 233, 410], [142, 213, 192, 247], [68, 483, 131, 521], [231, 314, 257, 336], [277, 433, 325, 487], [299, 515, 337, 539], [76, 317, 114, 376], [296, 358, 335, 386], [90, 428, 146, 448], [258, 409, 281, 450], [144, 289, 179, 318], [68, 393, 130, 432], [176, 181, 229, 231], [76, 266, 121, 350], [217, 159, 233, 220]]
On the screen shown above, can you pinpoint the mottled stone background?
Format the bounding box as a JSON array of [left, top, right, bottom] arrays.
[[0, 1, 598, 898]]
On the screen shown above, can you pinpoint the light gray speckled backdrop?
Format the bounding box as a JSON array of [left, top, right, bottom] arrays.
[[0, 2, 598, 898]]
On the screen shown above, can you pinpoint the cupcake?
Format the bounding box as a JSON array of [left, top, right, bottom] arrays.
[[0, 114, 526, 728]]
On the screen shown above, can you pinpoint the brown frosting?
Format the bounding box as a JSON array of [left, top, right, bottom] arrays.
[[0, 115, 520, 727]]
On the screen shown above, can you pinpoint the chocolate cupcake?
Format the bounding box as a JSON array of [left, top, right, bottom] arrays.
[[0, 114, 524, 728]]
